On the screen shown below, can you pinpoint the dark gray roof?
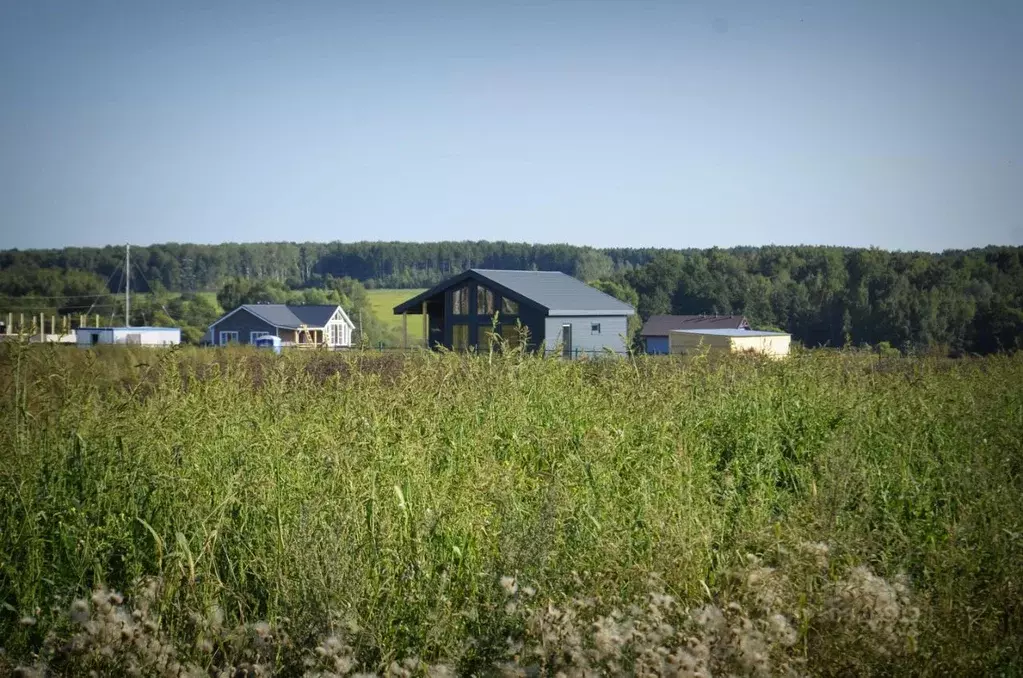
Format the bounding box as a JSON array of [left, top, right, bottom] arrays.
[[239, 304, 340, 329], [640, 314, 749, 337], [289, 305, 340, 327], [393, 269, 635, 316], [473, 269, 634, 315]]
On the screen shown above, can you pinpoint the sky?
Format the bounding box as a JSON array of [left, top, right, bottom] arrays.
[[0, 0, 1021, 252]]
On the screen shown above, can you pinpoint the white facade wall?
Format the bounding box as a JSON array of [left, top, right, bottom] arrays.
[[730, 334, 791, 358], [324, 308, 356, 347], [669, 332, 732, 355], [669, 331, 791, 359], [76, 328, 181, 347], [544, 315, 629, 357], [77, 329, 114, 347]]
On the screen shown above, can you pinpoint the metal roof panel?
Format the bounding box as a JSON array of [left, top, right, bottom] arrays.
[[471, 269, 635, 315]]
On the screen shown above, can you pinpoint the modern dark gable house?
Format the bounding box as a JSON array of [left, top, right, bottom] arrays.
[[393, 269, 636, 356], [640, 314, 751, 354]]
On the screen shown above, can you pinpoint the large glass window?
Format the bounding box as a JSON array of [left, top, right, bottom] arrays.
[[500, 324, 525, 348], [479, 326, 498, 351], [477, 285, 495, 315], [452, 324, 469, 350], [501, 297, 519, 315], [451, 286, 469, 315]]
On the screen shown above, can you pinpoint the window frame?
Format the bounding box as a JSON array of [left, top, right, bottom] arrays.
[[477, 285, 496, 316], [500, 323, 525, 348], [250, 331, 270, 344], [451, 285, 470, 315], [220, 330, 239, 345], [451, 323, 470, 350], [590, 323, 601, 335], [479, 326, 498, 351]]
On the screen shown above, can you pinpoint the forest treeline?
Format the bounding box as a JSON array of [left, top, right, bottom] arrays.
[[1, 241, 1020, 353]]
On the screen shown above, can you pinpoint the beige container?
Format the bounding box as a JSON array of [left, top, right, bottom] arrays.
[[669, 329, 791, 359]]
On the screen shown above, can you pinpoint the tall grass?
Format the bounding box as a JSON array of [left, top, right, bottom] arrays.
[[0, 344, 1020, 675]]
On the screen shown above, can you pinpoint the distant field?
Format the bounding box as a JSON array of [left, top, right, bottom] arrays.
[[366, 288, 426, 343]]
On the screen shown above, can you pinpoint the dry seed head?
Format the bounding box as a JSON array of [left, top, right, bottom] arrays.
[[13, 668, 45, 678], [427, 664, 457, 678], [768, 613, 798, 647], [500, 576, 518, 596], [799, 541, 831, 568]]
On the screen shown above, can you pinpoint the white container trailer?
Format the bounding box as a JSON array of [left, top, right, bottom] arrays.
[[75, 326, 181, 348], [669, 328, 791, 359]]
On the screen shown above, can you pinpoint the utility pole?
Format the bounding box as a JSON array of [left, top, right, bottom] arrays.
[[125, 243, 130, 327]]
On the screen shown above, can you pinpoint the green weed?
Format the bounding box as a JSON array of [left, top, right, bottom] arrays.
[[0, 344, 1020, 675]]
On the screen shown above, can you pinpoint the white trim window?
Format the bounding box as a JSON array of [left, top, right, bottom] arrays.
[[328, 322, 344, 346], [219, 331, 239, 345], [327, 320, 353, 347], [250, 331, 270, 344]]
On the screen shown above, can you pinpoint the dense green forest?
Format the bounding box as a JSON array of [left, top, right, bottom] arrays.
[[1, 241, 1021, 353]]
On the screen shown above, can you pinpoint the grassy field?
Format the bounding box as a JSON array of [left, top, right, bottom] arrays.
[[366, 288, 427, 345], [1, 345, 1021, 676]]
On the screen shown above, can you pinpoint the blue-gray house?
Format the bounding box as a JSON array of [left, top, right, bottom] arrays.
[[393, 269, 636, 357], [207, 304, 355, 348]]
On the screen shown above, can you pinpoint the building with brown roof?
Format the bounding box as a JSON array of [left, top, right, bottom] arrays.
[[640, 314, 750, 354]]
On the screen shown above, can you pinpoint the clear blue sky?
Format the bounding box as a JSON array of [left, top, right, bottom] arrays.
[[1, 0, 1020, 252]]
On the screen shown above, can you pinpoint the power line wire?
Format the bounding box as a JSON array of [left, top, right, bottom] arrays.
[[92, 265, 124, 319], [86, 265, 124, 316], [0, 292, 119, 300], [132, 262, 173, 319], [0, 304, 121, 312]]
